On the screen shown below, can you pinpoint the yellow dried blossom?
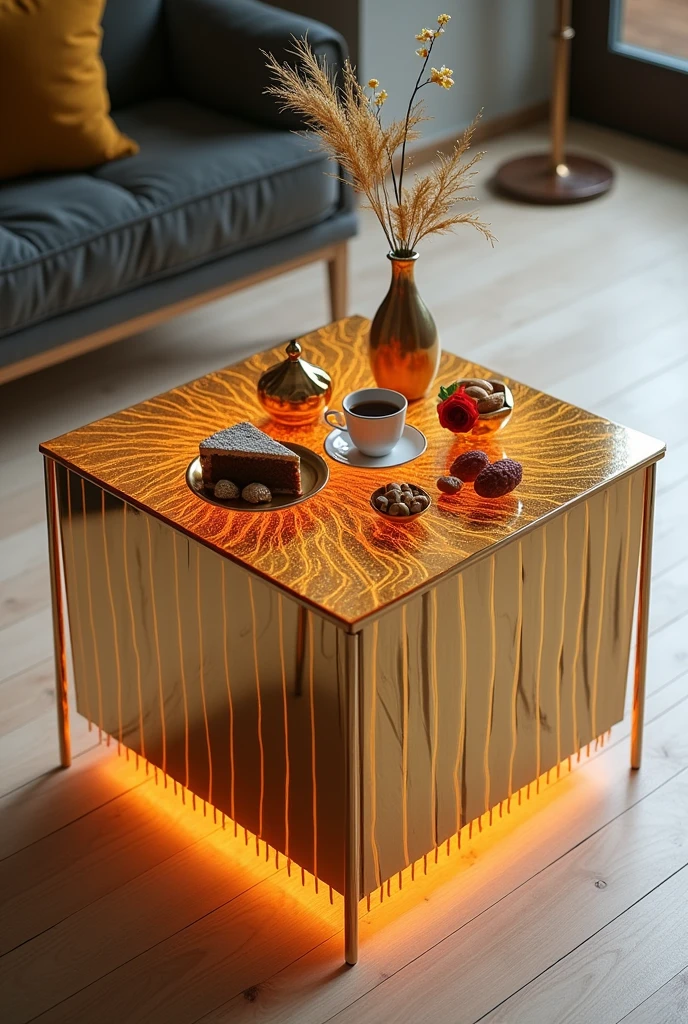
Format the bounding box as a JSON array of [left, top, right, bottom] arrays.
[[415, 27, 434, 41], [416, 46, 429, 58], [374, 89, 388, 106], [368, 78, 379, 89], [437, 13, 451, 26], [430, 65, 454, 89]]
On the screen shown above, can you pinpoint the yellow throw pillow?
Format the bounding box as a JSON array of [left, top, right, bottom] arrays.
[[0, 0, 138, 181]]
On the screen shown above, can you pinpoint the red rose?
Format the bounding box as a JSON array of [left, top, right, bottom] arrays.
[[437, 386, 480, 433]]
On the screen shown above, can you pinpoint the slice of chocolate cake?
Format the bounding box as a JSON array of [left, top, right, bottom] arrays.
[[199, 422, 302, 495]]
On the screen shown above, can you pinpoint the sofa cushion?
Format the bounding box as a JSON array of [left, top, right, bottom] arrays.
[[0, 99, 338, 338], [101, 0, 168, 110], [0, 0, 138, 182]]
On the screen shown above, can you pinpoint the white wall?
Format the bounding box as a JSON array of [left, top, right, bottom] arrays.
[[360, 0, 552, 144]]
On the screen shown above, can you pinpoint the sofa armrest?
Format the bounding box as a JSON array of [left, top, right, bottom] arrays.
[[166, 0, 348, 131]]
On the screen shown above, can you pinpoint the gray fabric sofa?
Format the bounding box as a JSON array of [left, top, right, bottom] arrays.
[[0, 0, 356, 383]]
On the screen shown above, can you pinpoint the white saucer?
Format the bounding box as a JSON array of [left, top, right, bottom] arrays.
[[324, 424, 427, 468]]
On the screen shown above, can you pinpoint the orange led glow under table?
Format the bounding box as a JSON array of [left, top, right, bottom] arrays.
[[41, 316, 664, 965]]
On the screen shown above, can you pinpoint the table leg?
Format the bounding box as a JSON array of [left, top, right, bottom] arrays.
[[344, 631, 361, 965], [631, 462, 657, 771], [44, 458, 71, 769]]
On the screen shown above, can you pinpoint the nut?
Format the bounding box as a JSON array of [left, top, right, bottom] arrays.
[[474, 459, 523, 498], [437, 475, 463, 495], [373, 483, 429, 517], [477, 392, 505, 415], [214, 479, 240, 500], [460, 378, 493, 394], [464, 385, 490, 401], [241, 482, 272, 504], [450, 450, 490, 482], [386, 481, 403, 491]]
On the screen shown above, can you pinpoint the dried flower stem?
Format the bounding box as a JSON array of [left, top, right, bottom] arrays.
[[397, 34, 437, 210]]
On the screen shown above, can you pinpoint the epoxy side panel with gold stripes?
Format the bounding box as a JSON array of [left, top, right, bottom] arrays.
[[358, 470, 645, 895], [55, 466, 347, 893]]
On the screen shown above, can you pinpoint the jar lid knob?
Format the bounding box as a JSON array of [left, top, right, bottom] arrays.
[[286, 339, 301, 360]]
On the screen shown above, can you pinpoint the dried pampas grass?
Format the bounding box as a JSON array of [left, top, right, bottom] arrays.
[[264, 16, 494, 255]]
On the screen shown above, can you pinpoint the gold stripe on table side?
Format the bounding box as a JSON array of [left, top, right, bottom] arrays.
[[145, 513, 167, 776], [55, 465, 644, 898], [455, 574, 468, 827], [555, 516, 568, 772], [122, 503, 145, 758], [591, 490, 610, 739], [196, 547, 214, 807], [308, 611, 319, 890], [483, 559, 497, 815], [570, 504, 589, 762], [247, 577, 264, 847], [80, 475, 104, 739], [430, 590, 440, 855], [277, 593, 290, 862], [507, 542, 524, 808], [368, 619, 382, 890], [172, 531, 191, 793], [65, 472, 91, 728], [100, 489, 124, 753], [401, 603, 411, 869], [221, 561, 236, 825], [535, 529, 547, 788]]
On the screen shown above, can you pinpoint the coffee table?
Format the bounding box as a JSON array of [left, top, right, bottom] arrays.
[[41, 316, 664, 965]]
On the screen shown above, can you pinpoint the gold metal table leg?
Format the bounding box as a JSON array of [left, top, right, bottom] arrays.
[[344, 631, 361, 966], [44, 457, 71, 768], [631, 463, 657, 770]]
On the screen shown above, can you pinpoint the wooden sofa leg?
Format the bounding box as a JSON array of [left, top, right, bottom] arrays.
[[327, 243, 348, 322]]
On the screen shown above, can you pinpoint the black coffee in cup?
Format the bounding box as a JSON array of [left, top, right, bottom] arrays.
[[324, 387, 407, 457], [349, 400, 400, 417]]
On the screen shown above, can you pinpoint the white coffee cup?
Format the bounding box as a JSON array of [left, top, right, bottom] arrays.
[[325, 387, 407, 457]]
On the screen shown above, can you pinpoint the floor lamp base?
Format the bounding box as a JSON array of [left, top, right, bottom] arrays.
[[493, 153, 614, 204]]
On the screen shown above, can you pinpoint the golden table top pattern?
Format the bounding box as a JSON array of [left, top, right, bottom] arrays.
[[41, 316, 664, 627]]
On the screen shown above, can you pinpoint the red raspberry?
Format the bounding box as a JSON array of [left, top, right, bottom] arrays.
[[474, 459, 523, 498], [437, 475, 463, 495], [450, 450, 490, 482]]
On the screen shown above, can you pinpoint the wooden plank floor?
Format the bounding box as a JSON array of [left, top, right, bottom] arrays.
[[1, 122, 687, 1024]]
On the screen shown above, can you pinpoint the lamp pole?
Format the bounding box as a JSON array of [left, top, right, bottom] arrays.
[[494, 0, 614, 203]]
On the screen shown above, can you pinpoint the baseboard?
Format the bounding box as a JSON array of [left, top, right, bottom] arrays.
[[403, 100, 550, 166]]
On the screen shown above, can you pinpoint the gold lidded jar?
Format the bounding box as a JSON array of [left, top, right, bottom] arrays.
[[257, 339, 332, 427], [369, 252, 440, 401]]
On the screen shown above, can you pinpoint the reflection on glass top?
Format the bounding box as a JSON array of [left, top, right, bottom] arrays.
[[40, 317, 664, 626]]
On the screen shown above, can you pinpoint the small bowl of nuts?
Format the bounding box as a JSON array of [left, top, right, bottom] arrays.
[[370, 481, 432, 521], [458, 378, 514, 435]]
